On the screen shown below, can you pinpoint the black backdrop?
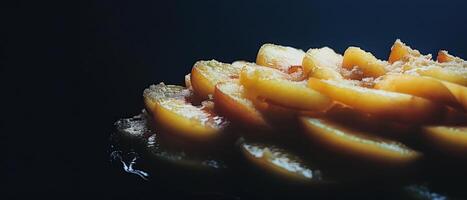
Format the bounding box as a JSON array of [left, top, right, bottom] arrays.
[[3, 0, 467, 198]]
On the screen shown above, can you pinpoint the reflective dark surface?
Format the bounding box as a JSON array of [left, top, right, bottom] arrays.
[[3, 0, 467, 198], [109, 112, 465, 200]]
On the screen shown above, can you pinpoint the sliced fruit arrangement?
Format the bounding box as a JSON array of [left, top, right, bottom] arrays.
[[437, 50, 463, 63], [240, 63, 332, 111], [388, 39, 421, 64], [256, 43, 305, 72], [422, 126, 467, 157], [404, 64, 467, 87], [302, 47, 344, 80], [308, 77, 443, 123], [137, 40, 467, 183], [373, 74, 460, 108], [190, 60, 242, 100], [441, 80, 467, 111], [300, 117, 421, 165], [143, 83, 228, 141], [342, 47, 387, 79], [214, 80, 270, 129], [387, 40, 467, 86]]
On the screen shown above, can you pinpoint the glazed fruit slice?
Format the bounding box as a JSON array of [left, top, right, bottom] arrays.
[[404, 64, 467, 87], [143, 83, 227, 141], [388, 39, 421, 64], [374, 74, 460, 108], [214, 81, 269, 129], [190, 60, 241, 100], [308, 78, 444, 123], [441, 81, 467, 111], [241, 140, 324, 182], [342, 47, 387, 79], [437, 50, 465, 63], [302, 47, 344, 80], [315, 103, 415, 138], [300, 117, 421, 165], [256, 43, 305, 72], [386, 40, 467, 86], [422, 126, 467, 157], [240, 64, 332, 111]]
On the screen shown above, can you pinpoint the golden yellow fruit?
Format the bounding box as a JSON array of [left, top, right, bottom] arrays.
[[422, 126, 467, 157], [214, 81, 269, 129], [256, 43, 305, 72], [144, 83, 227, 141], [441, 80, 467, 111], [437, 50, 464, 63], [240, 64, 332, 111], [404, 65, 467, 87], [241, 141, 323, 182], [374, 74, 460, 108], [249, 96, 301, 124], [300, 117, 421, 165], [308, 78, 444, 123], [190, 60, 241, 100], [313, 103, 414, 138], [302, 47, 343, 80], [388, 39, 421, 64], [342, 47, 387, 79]]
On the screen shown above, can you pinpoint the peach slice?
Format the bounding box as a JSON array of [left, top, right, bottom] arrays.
[[342, 47, 387, 79], [437, 50, 464, 63], [240, 64, 332, 111], [302, 47, 344, 80], [405, 64, 467, 86], [374, 74, 460, 108], [248, 97, 303, 125], [143, 83, 227, 141], [190, 60, 241, 100], [388, 39, 421, 64], [300, 117, 421, 165], [256, 43, 305, 72], [441, 80, 467, 111], [308, 78, 444, 123], [422, 126, 467, 157], [386, 41, 467, 86], [315, 103, 415, 138], [387, 41, 467, 86], [241, 141, 323, 182], [214, 81, 269, 129]]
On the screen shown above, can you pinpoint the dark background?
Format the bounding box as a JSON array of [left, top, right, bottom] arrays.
[[3, 0, 467, 198]]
